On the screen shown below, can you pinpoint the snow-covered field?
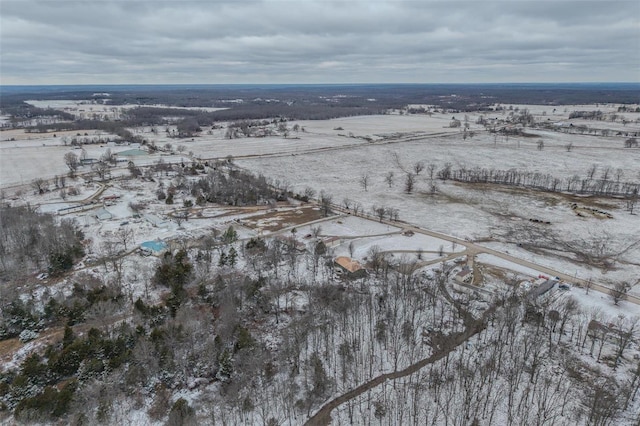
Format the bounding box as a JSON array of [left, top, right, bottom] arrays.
[[0, 139, 189, 188], [233, 110, 640, 310], [3, 103, 638, 186], [2, 105, 638, 301], [2, 105, 638, 288], [476, 253, 547, 278]]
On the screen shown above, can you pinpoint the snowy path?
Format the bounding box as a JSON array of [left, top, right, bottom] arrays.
[[306, 282, 491, 425]]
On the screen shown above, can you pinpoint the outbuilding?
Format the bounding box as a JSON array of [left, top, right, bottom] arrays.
[[455, 266, 473, 284], [95, 207, 113, 221], [528, 279, 556, 299]]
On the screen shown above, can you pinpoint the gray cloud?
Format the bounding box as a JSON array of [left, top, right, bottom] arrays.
[[1, 0, 638, 84]]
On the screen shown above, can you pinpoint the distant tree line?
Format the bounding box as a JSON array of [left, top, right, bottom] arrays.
[[1, 104, 75, 123], [569, 110, 605, 120], [5, 84, 638, 132], [124, 103, 391, 125]]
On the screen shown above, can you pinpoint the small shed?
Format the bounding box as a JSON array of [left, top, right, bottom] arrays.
[[95, 207, 113, 221], [322, 236, 341, 248]]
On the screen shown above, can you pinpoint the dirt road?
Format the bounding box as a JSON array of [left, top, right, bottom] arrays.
[[306, 281, 494, 426], [329, 205, 640, 305]]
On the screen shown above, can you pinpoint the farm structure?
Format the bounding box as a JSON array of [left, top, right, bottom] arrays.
[[334, 256, 367, 279]]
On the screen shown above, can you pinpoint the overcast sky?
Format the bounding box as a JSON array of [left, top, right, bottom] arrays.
[[1, 0, 638, 85]]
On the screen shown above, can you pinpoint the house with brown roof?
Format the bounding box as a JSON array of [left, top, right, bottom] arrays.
[[334, 256, 367, 279]]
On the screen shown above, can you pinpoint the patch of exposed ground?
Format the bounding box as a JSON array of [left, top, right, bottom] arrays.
[[241, 206, 325, 232], [454, 181, 621, 210], [479, 264, 517, 283]]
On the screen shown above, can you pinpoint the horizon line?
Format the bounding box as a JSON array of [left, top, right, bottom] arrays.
[[2, 82, 640, 87]]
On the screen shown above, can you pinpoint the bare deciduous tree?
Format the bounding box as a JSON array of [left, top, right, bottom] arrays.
[[610, 282, 630, 305], [584, 277, 593, 294], [31, 178, 48, 194], [372, 205, 386, 222], [384, 171, 394, 188], [613, 316, 639, 367], [352, 202, 362, 216], [627, 188, 638, 215], [359, 174, 370, 192], [174, 211, 189, 228], [427, 163, 436, 180], [320, 191, 332, 217], [115, 227, 134, 251], [413, 161, 425, 175], [93, 161, 110, 180], [101, 148, 115, 164], [385, 207, 399, 221], [304, 187, 316, 200], [342, 197, 352, 210], [64, 152, 79, 173], [404, 173, 415, 193]]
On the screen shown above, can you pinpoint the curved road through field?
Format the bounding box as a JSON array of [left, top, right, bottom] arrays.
[[329, 204, 640, 305]]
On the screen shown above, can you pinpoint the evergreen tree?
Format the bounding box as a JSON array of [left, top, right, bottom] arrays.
[[222, 226, 238, 244], [217, 349, 233, 382], [228, 247, 238, 267], [62, 324, 75, 348], [218, 251, 227, 267]]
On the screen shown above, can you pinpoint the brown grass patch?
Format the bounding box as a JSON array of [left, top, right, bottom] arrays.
[[453, 181, 620, 210], [478, 264, 516, 283], [0, 338, 22, 360], [242, 206, 325, 232]]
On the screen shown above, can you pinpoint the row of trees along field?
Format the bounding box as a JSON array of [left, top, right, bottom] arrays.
[[435, 164, 640, 201]]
